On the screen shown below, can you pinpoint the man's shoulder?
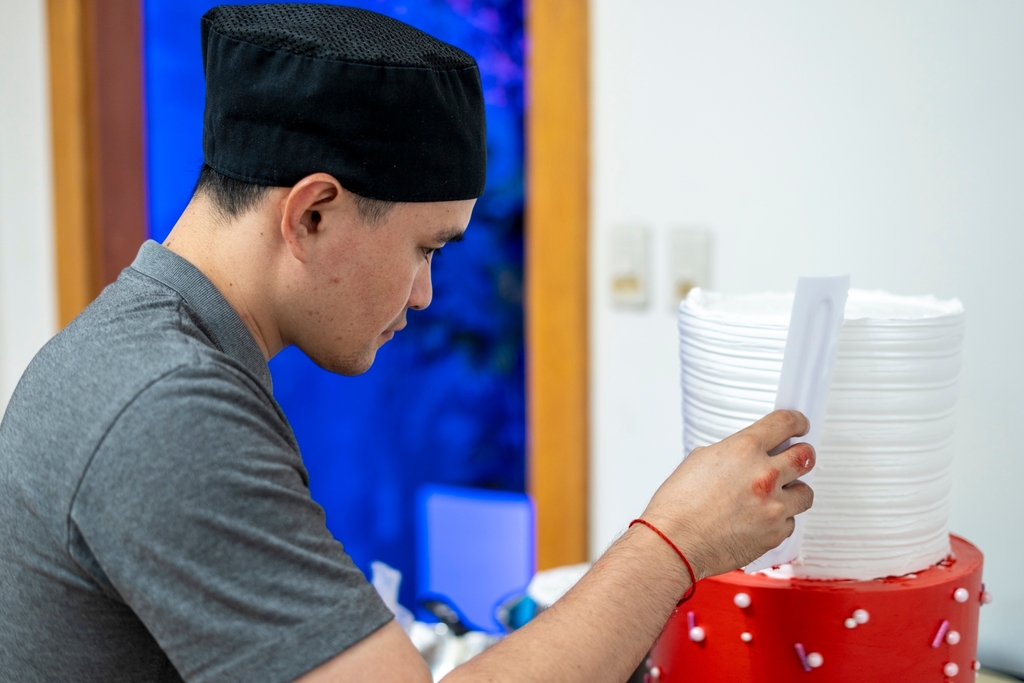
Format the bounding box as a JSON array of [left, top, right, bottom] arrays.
[[0, 266, 280, 518], [0, 265, 292, 582], [58, 265, 221, 375], [17, 266, 265, 416]]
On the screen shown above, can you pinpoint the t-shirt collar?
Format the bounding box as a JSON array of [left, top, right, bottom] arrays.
[[130, 240, 273, 392]]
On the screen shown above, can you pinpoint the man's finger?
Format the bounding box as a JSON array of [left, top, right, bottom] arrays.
[[779, 480, 814, 517], [740, 410, 810, 453], [771, 442, 816, 487]]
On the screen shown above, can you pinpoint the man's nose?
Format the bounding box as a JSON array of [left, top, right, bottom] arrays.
[[408, 259, 433, 311]]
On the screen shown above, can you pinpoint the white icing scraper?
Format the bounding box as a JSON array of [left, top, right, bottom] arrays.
[[745, 275, 850, 573]]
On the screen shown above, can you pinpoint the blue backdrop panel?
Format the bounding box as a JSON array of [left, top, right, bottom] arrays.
[[144, 0, 525, 611]]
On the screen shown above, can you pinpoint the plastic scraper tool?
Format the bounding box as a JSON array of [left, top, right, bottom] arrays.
[[744, 275, 850, 573]]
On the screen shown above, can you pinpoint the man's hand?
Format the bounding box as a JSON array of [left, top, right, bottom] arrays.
[[640, 409, 816, 579]]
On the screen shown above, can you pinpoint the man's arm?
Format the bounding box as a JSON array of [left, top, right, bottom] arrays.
[[297, 410, 815, 683]]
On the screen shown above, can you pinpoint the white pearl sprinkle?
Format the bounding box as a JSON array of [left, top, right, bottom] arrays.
[[973, 661, 982, 671], [807, 652, 824, 668], [733, 592, 752, 609], [953, 588, 969, 603], [689, 626, 706, 642], [946, 630, 961, 645], [650, 666, 661, 679], [853, 609, 870, 624], [944, 662, 959, 677], [844, 618, 857, 629], [741, 632, 753, 643], [982, 591, 993, 605]]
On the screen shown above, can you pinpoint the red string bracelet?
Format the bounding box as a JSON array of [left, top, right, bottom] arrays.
[[629, 518, 697, 604]]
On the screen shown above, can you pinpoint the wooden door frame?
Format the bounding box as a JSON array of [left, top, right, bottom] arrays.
[[47, 0, 147, 326], [526, 0, 590, 569]]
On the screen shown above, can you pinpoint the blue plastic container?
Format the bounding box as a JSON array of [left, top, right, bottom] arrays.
[[416, 485, 535, 633]]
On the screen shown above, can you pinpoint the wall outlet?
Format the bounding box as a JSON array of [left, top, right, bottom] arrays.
[[669, 227, 711, 310], [609, 225, 650, 309]]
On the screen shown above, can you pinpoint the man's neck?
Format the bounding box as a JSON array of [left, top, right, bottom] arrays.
[[162, 197, 284, 360]]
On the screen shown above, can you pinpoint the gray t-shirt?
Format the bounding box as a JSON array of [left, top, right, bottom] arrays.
[[0, 241, 393, 683]]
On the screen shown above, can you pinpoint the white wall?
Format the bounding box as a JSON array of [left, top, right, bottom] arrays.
[[0, 0, 57, 412], [591, 0, 1024, 673]]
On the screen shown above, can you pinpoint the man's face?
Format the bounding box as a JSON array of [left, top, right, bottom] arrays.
[[280, 195, 475, 375]]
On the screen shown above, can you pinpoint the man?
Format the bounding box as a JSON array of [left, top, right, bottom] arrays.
[[0, 5, 814, 682]]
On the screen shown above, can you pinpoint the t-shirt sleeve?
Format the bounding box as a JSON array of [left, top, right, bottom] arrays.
[[69, 362, 394, 683]]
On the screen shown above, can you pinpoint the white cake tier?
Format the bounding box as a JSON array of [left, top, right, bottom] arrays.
[[678, 289, 965, 581]]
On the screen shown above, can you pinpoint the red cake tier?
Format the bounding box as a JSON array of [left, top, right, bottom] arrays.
[[649, 535, 984, 683]]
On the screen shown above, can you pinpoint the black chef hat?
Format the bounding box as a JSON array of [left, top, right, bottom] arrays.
[[200, 4, 487, 202]]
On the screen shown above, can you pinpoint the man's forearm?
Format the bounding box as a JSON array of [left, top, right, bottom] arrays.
[[443, 524, 689, 683]]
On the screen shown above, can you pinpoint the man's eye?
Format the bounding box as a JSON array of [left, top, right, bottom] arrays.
[[422, 247, 442, 260]]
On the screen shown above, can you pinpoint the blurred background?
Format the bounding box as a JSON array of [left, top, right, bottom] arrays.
[[1, 0, 1021, 675]]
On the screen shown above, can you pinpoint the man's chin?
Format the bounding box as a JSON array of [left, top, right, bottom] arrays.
[[308, 346, 378, 377]]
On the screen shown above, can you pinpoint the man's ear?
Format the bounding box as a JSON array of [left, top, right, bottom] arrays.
[[280, 173, 343, 262]]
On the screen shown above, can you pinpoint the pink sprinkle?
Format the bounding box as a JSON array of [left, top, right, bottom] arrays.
[[794, 643, 811, 672], [687, 611, 696, 630], [931, 620, 950, 648]]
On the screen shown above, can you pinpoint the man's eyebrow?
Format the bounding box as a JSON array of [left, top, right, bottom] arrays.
[[433, 227, 466, 244]]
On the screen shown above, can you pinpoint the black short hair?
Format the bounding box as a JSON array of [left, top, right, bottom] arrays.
[[193, 163, 398, 225], [193, 163, 271, 218]]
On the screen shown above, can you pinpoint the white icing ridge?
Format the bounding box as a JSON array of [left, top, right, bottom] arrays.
[[678, 289, 964, 580]]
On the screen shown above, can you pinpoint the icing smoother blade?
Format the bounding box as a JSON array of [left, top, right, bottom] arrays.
[[745, 275, 849, 573]]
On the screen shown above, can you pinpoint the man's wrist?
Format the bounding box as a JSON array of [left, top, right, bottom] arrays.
[[630, 519, 699, 600], [635, 511, 710, 579], [613, 523, 694, 606]]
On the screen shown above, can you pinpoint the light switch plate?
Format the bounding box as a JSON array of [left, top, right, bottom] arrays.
[[669, 227, 711, 310], [609, 225, 650, 309]]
